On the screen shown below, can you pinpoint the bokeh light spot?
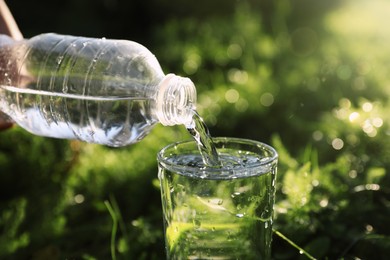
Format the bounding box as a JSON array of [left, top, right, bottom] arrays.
[[74, 194, 85, 204], [260, 92, 274, 107], [362, 102, 373, 112], [339, 98, 351, 108], [228, 69, 248, 84], [373, 117, 383, 128], [227, 43, 242, 59], [319, 198, 329, 208], [332, 138, 344, 150], [349, 170, 357, 178], [225, 89, 240, 103], [183, 60, 199, 75], [366, 224, 374, 233], [337, 65, 352, 80], [349, 112, 360, 122], [362, 120, 377, 137], [312, 130, 324, 141]]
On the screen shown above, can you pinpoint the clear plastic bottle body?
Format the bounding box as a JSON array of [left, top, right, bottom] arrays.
[[0, 33, 196, 146]]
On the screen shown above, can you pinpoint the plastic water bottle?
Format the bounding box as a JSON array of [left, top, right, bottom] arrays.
[[0, 33, 196, 147]]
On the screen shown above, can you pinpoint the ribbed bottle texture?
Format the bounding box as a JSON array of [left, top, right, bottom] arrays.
[[0, 33, 196, 146]]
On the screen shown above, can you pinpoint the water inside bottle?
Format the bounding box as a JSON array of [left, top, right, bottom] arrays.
[[0, 85, 157, 146]]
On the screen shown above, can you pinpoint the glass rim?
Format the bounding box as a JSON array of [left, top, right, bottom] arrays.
[[157, 137, 278, 177]]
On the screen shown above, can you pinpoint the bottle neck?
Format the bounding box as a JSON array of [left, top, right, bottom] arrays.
[[155, 74, 197, 126]]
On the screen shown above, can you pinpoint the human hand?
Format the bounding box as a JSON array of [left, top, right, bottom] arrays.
[[0, 0, 23, 130]]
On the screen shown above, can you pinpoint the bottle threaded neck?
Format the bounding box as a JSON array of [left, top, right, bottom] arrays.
[[156, 74, 197, 126]]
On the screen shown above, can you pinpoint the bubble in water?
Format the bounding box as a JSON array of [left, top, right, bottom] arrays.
[[137, 64, 145, 72], [88, 130, 95, 137], [56, 56, 63, 65], [259, 157, 271, 163]]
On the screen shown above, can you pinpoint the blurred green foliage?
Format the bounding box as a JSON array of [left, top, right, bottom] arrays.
[[2, 0, 390, 259]]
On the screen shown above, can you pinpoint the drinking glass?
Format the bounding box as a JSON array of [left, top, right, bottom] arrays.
[[157, 137, 278, 260]]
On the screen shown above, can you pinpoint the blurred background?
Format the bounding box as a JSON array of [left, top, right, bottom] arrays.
[[1, 0, 390, 259]]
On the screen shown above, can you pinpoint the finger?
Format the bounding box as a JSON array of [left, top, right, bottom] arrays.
[[0, 0, 23, 40], [0, 111, 13, 130]]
